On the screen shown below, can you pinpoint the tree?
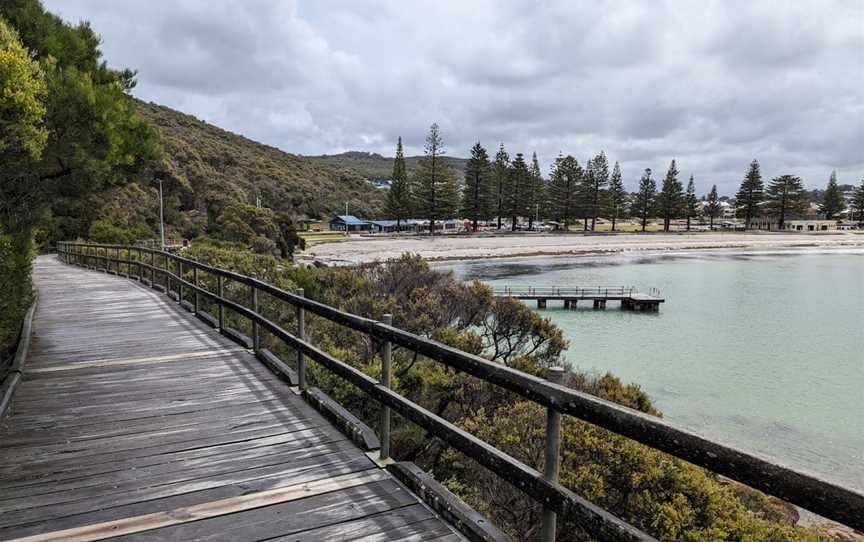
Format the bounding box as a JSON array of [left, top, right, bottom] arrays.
[[506, 153, 530, 231], [606, 162, 626, 232], [492, 144, 510, 229], [0, 17, 47, 165], [585, 151, 609, 231], [413, 123, 457, 235], [705, 185, 721, 230], [851, 179, 864, 224], [631, 168, 656, 232], [766, 175, 808, 230], [736, 159, 764, 229], [819, 171, 845, 220], [461, 142, 491, 232], [684, 174, 698, 231], [657, 159, 683, 232], [385, 136, 411, 230], [525, 152, 544, 230], [548, 154, 582, 228]]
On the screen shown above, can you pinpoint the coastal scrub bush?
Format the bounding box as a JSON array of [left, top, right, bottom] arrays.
[[171, 245, 828, 541]]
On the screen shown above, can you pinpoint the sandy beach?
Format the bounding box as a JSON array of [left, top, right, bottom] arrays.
[[300, 231, 864, 265]]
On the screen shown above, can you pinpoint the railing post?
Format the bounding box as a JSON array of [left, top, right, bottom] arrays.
[[164, 253, 169, 293], [126, 247, 131, 278], [296, 288, 306, 391], [250, 281, 259, 353], [217, 275, 225, 331], [193, 266, 199, 313], [137, 248, 143, 281], [379, 313, 393, 460], [541, 366, 565, 542], [177, 260, 183, 304]]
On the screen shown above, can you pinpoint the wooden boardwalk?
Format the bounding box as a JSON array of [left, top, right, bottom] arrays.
[[0, 256, 464, 542]]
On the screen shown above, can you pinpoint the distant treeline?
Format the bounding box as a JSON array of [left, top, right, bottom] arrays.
[[385, 125, 864, 233]]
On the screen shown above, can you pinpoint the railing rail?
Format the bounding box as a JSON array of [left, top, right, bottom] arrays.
[[56, 242, 864, 536], [493, 286, 664, 298]]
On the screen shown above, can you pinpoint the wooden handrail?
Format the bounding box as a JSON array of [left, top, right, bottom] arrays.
[[56, 242, 864, 534]]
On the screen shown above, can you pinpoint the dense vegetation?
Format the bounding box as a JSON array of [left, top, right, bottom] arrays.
[[180, 241, 830, 541]]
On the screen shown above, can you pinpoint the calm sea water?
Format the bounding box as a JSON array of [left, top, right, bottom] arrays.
[[437, 249, 864, 490]]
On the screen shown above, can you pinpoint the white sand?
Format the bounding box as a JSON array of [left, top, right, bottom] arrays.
[[301, 231, 864, 265]]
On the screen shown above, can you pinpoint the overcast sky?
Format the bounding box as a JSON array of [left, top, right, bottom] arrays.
[[45, 0, 863, 194]]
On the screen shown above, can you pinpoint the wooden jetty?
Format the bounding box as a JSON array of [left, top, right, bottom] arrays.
[[0, 257, 466, 541], [0, 242, 859, 542], [494, 286, 665, 311]]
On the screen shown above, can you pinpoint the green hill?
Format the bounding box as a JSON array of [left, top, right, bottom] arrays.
[[304, 151, 468, 181], [137, 102, 386, 221]]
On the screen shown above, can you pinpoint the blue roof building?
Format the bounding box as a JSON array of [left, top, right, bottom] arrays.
[[329, 215, 371, 232]]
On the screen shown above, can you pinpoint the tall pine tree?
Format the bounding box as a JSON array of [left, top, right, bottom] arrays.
[[526, 152, 544, 229], [506, 153, 530, 230], [461, 142, 491, 232], [657, 159, 683, 231], [413, 123, 457, 235], [820, 171, 845, 219], [631, 168, 656, 232], [766, 175, 808, 230], [548, 154, 582, 228], [736, 159, 764, 229], [492, 144, 510, 230], [851, 179, 864, 224], [684, 174, 698, 231], [385, 136, 411, 230], [705, 185, 721, 230], [585, 151, 609, 231], [606, 162, 626, 232]]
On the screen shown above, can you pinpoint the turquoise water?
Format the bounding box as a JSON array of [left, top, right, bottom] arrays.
[[438, 249, 864, 490]]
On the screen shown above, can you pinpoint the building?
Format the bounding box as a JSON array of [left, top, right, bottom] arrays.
[[750, 218, 837, 231], [329, 215, 371, 232]]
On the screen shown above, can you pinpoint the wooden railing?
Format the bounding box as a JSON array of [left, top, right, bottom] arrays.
[[57, 242, 864, 538]]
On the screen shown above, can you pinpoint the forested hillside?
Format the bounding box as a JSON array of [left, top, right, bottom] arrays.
[[305, 150, 468, 181], [83, 101, 389, 249], [137, 101, 385, 224]]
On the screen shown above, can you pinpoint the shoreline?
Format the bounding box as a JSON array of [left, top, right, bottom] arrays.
[[300, 231, 864, 266]]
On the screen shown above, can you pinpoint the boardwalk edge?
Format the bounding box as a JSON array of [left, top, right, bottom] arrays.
[[0, 296, 38, 420], [388, 461, 513, 542]]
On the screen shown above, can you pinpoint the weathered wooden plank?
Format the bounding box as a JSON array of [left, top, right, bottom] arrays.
[[5, 470, 390, 542], [0, 256, 464, 542]]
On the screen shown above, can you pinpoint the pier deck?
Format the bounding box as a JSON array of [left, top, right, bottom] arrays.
[[493, 286, 665, 311]]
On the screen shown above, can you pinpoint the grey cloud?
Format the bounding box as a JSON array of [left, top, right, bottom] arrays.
[[44, 0, 864, 195]]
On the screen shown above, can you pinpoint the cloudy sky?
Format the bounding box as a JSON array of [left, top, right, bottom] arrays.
[[45, 0, 863, 194]]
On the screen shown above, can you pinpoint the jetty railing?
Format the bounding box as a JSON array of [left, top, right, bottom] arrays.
[[495, 286, 638, 297], [56, 242, 864, 538]]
